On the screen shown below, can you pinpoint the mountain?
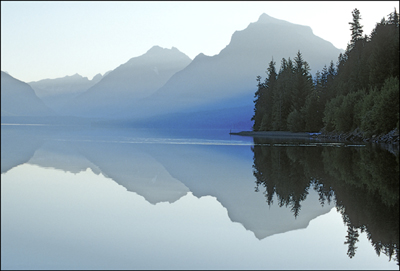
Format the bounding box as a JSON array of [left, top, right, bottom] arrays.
[[65, 46, 192, 118], [126, 13, 343, 127], [1, 71, 55, 117], [13, 13, 343, 128], [28, 73, 106, 113]]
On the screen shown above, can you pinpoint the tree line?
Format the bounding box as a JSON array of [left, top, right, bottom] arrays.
[[252, 8, 399, 135]]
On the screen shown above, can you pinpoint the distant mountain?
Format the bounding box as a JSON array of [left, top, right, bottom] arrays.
[[1, 71, 55, 117], [19, 13, 344, 128], [127, 13, 343, 127], [28, 73, 107, 114], [65, 46, 192, 118]]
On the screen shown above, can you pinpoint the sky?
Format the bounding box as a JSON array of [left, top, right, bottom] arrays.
[[1, 1, 399, 83]]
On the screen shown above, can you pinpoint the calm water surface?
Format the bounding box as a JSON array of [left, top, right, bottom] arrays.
[[1, 124, 398, 270]]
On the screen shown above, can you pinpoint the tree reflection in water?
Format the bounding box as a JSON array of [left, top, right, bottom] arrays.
[[252, 138, 399, 264]]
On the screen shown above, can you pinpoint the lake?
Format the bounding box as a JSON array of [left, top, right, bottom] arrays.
[[1, 124, 398, 270]]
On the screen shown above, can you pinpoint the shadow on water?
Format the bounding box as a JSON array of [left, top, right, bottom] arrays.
[[252, 136, 399, 264]]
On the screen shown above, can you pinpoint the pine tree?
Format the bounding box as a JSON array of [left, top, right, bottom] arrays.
[[388, 7, 399, 26], [368, 9, 399, 90], [291, 51, 312, 112], [260, 59, 277, 131], [302, 68, 326, 132], [252, 59, 279, 131], [287, 51, 313, 131], [349, 8, 364, 49], [272, 58, 294, 130], [251, 75, 265, 131]]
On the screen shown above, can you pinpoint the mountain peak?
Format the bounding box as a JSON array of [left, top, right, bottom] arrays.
[[91, 73, 103, 83], [253, 13, 291, 26], [146, 45, 186, 56], [257, 13, 273, 23], [67, 73, 83, 79], [147, 45, 164, 53]]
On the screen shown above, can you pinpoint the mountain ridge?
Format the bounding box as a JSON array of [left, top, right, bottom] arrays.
[[28, 73, 107, 114], [64, 46, 192, 118], [1, 71, 55, 117], [124, 13, 343, 126], [4, 13, 344, 127]]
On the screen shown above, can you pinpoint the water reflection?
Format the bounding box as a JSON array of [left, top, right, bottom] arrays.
[[252, 136, 399, 264], [1, 125, 332, 240], [1, 124, 399, 269]]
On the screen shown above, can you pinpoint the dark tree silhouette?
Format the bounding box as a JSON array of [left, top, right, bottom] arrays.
[[349, 8, 364, 49], [251, 8, 399, 136]]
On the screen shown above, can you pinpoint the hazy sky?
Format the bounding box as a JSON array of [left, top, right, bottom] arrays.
[[1, 1, 398, 83]]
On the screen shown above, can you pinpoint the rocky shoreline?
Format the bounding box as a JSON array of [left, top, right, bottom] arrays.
[[317, 128, 399, 145], [229, 131, 312, 138], [230, 128, 399, 145]]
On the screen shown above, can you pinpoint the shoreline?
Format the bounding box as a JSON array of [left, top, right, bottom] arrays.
[[230, 129, 399, 145], [317, 129, 399, 145], [229, 131, 317, 139]]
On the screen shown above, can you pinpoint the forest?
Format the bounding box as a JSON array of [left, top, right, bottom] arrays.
[[252, 8, 399, 136]]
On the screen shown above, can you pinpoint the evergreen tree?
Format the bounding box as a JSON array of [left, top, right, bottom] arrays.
[[346, 8, 366, 94], [322, 8, 399, 134], [303, 86, 324, 132], [388, 7, 399, 26], [251, 60, 278, 131], [288, 51, 313, 131], [293, 51, 313, 110], [260, 59, 278, 131], [272, 58, 294, 130], [251, 75, 265, 131], [349, 8, 364, 49], [368, 8, 399, 89], [323, 61, 337, 103]]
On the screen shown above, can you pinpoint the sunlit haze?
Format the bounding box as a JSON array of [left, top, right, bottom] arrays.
[[1, 1, 398, 83]]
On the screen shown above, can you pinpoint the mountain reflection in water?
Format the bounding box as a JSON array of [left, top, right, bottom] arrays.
[[1, 125, 398, 269]]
